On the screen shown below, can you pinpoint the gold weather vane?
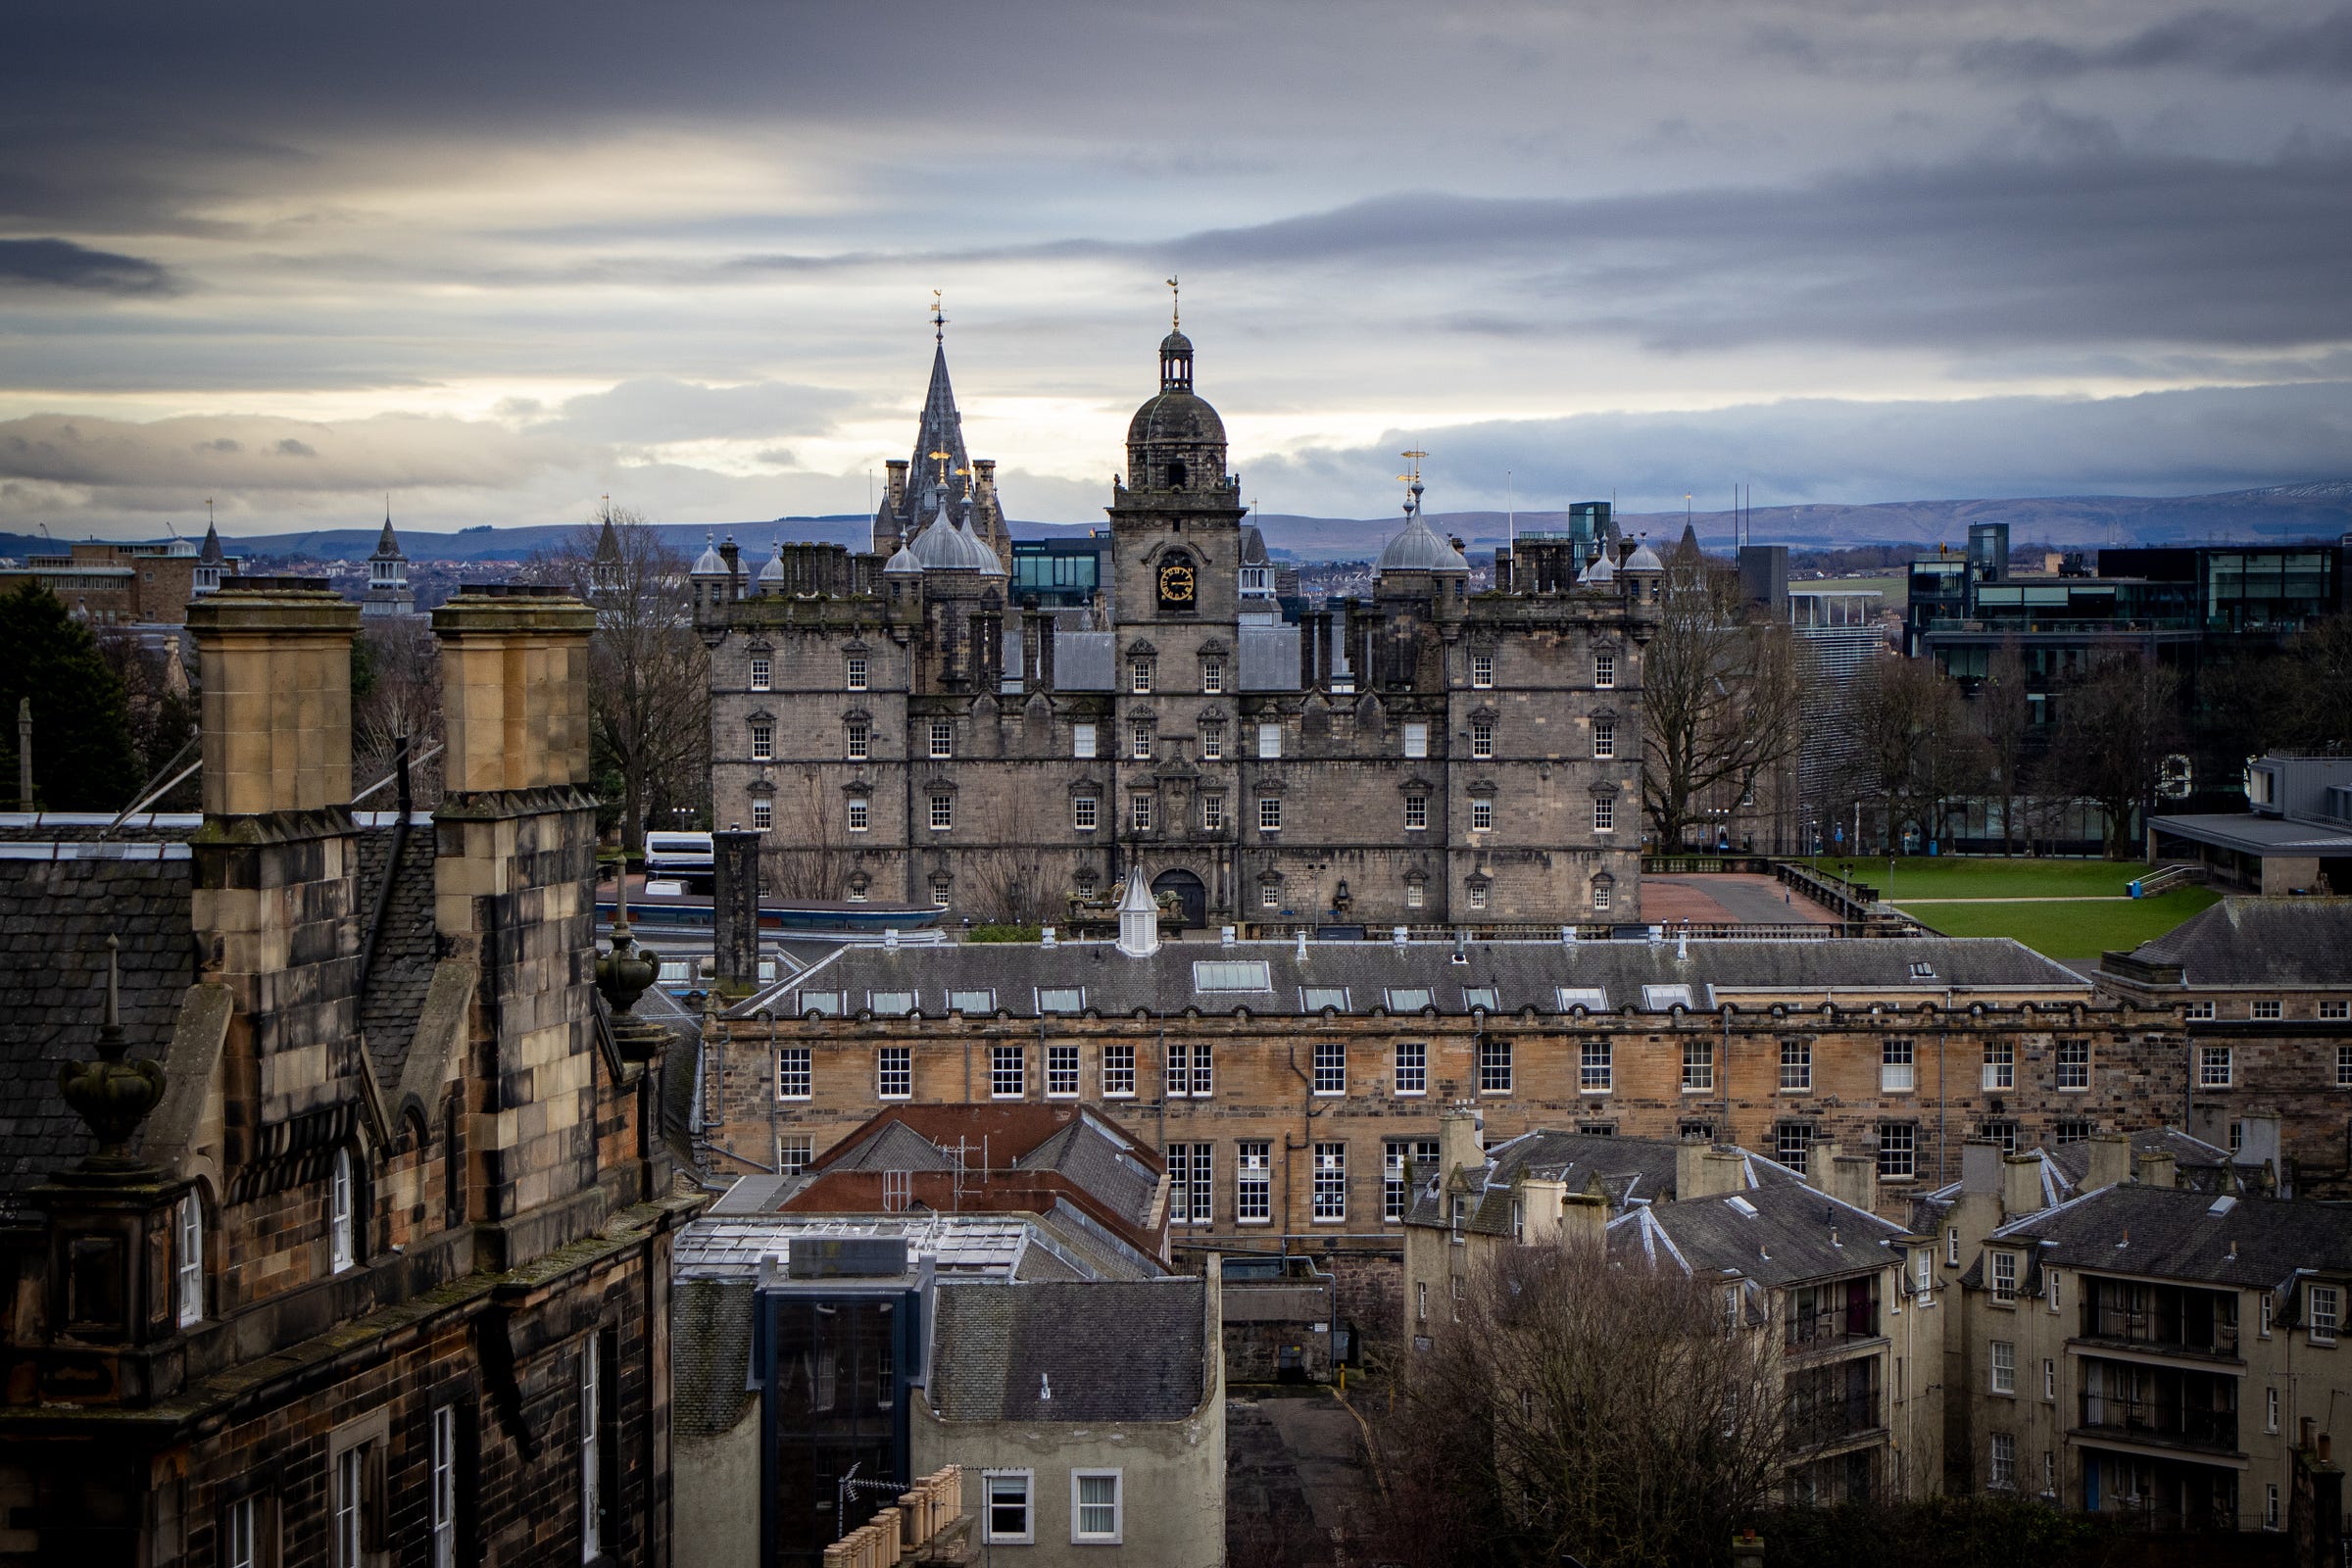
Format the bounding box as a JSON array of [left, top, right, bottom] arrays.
[[932, 290, 947, 344], [1397, 450, 1428, 516], [1166, 275, 1180, 331], [928, 448, 953, 489]]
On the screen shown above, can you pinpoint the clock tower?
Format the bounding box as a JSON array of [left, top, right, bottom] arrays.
[[1104, 301, 1250, 918]]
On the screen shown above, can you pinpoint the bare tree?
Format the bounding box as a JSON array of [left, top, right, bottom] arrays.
[[2045, 652, 2185, 858], [1642, 551, 1806, 850], [959, 783, 1055, 924], [1974, 638, 2033, 856], [1396, 1241, 1789, 1568], [762, 773, 865, 902], [532, 507, 709, 857], [351, 620, 445, 806], [2273, 613, 2352, 751], [95, 630, 200, 808], [1851, 655, 1984, 852]]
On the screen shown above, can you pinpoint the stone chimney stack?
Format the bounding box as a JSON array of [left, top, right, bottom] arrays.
[[185, 578, 364, 1152], [2085, 1133, 2132, 1190], [1822, 1143, 1880, 1215], [1679, 1135, 1746, 1200], [712, 826, 763, 989], [2135, 1150, 2178, 1190], [430, 584, 601, 1267], [1439, 1104, 1483, 1184], [187, 577, 358, 816], [2001, 1152, 2048, 1218]]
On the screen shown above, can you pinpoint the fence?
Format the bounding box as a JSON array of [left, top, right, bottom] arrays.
[[822, 1466, 968, 1568]]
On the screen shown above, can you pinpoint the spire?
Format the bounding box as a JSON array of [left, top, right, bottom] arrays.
[[909, 339, 970, 515], [1115, 866, 1161, 957], [371, 500, 402, 561]]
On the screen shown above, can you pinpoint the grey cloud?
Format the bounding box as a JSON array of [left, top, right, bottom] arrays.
[[1961, 8, 2352, 80], [0, 412, 575, 493], [1238, 382, 2352, 518], [275, 437, 317, 457], [535, 377, 856, 446], [0, 237, 178, 294], [196, 437, 240, 453]]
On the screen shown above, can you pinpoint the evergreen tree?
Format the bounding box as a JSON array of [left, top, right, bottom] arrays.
[[0, 583, 141, 810]]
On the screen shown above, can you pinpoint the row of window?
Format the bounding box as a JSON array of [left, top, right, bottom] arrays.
[[748, 650, 1616, 698], [983, 1468, 1126, 1547], [775, 1040, 1518, 1102], [884, 789, 1615, 838], [2188, 999, 2350, 1021], [1165, 1138, 1447, 1224]]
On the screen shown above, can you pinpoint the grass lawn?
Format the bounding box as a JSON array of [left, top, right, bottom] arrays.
[[1806, 855, 2153, 901], [1895, 887, 2220, 958]]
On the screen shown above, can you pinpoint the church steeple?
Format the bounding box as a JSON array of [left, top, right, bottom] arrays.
[[1158, 275, 1193, 392], [872, 296, 1010, 569]]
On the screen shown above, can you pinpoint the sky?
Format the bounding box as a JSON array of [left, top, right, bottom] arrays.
[[2, 0, 2349, 539]]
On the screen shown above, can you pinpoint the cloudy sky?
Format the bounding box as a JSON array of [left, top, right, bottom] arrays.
[[3, 0, 2349, 538]]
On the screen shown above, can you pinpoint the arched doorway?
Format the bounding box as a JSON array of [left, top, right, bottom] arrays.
[[1152, 867, 1207, 930]]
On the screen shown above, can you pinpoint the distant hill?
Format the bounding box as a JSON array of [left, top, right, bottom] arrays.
[[8, 481, 2346, 565]]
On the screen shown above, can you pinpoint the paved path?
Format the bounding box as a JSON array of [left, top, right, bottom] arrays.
[[1644, 872, 1839, 925], [1893, 895, 2132, 904], [1225, 1391, 1380, 1566]]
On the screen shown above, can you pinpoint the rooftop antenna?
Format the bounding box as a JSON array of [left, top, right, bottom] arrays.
[[1166, 274, 1180, 331], [931, 289, 946, 345], [1507, 468, 1515, 552]]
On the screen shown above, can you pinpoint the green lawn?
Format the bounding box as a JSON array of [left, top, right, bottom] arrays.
[[1895, 887, 2219, 959], [1808, 855, 2153, 901]]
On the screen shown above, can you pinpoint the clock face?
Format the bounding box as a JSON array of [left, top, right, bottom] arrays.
[[1158, 562, 1197, 604]]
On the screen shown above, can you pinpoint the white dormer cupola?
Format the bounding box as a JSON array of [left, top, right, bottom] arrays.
[[1115, 866, 1160, 957]]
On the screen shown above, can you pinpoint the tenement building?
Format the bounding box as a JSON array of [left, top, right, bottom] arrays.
[[688, 893, 2193, 1341], [698, 322, 1660, 928], [0, 578, 702, 1564]]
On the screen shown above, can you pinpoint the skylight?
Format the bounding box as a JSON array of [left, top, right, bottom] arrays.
[[948, 988, 996, 1014], [1036, 987, 1086, 1014], [797, 990, 844, 1016], [1556, 986, 1608, 1012], [1726, 1196, 1758, 1217], [1299, 986, 1349, 1012], [1462, 987, 1498, 1011], [1193, 960, 1273, 993], [1386, 987, 1434, 1011], [868, 990, 917, 1016], [1642, 984, 1694, 1011]]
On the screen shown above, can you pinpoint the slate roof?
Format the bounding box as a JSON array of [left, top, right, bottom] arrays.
[[354, 817, 438, 1095], [925, 1278, 1208, 1423], [737, 934, 2086, 1022], [1612, 1178, 1908, 1288], [1012, 1118, 1160, 1230], [669, 1277, 758, 1440], [0, 851, 194, 1194], [2114, 897, 2352, 988], [1403, 1130, 1795, 1234], [1992, 1184, 2352, 1291]]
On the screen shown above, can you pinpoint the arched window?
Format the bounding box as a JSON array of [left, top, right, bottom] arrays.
[[174, 1189, 204, 1327], [329, 1149, 356, 1273]]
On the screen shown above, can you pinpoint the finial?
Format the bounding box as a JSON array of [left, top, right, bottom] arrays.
[[928, 447, 953, 487], [932, 289, 947, 344], [1166, 274, 1180, 331], [58, 934, 168, 1171]]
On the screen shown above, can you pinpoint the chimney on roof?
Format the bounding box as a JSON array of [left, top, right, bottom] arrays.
[[1961, 1140, 2002, 1197], [1678, 1140, 1746, 1201], [186, 578, 358, 816], [1439, 1104, 1483, 1186], [2002, 1153, 2047, 1218], [2085, 1133, 2132, 1191], [1821, 1143, 1879, 1215], [2135, 1150, 2178, 1190]]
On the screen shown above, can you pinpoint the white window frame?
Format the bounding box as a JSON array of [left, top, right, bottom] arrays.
[[1236, 1142, 1271, 1222], [2253, 999, 2282, 1020], [1072, 721, 1097, 760], [1579, 1040, 1609, 1094], [1403, 793, 1428, 831], [1683, 1040, 1714, 1093], [1259, 880, 1280, 908], [1592, 797, 1613, 833], [926, 718, 953, 760], [1130, 718, 1153, 760], [1258, 796, 1282, 833], [2187, 1000, 2215, 1020], [749, 722, 774, 762], [226, 1495, 260, 1568], [2267, 1385, 2280, 1434], [1982, 1040, 2014, 1091], [2043, 1356, 2055, 1400], [1470, 719, 1494, 759], [1878, 1122, 1915, 1180], [1467, 881, 1489, 910], [1882, 1037, 1914, 1093], [1046, 1042, 1080, 1099], [1311, 1142, 1346, 1223], [329, 1149, 356, 1274], [1200, 719, 1223, 760], [1071, 1469, 1123, 1544], [877, 1046, 912, 1101], [2199, 1045, 2232, 1089], [1483, 1038, 1515, 1094], [1256, 722, 1282, 760], [929, 794, 954, 832], [1313, 1040, 1347, 1096], [334, 1445, 366, 1568], [845, 719, 869, 760], [1073, 794, 1099, 832], [751, 798, 772, 832], [1593, 652, 1615, 688], [2311, 1283, 2340, 1345], [1102, 1044, 1136, 1099], [1130, 793, 1154, 832], [1201, 793, 1224, 831], [776, 1045, 811, 1101], [984, 1470, 1034, 1545], [1130, 656, 1153, 694], [990, 1044, 1025, 1100], [1780, 1040, 1811, 1093], [1470, 652, 1494, 688], [846, 797, 869, 833], [1402, 721, 1429, 759], [1469, 797, 1493, 833], [2324, 1001, 2350, 1021], [1201, 659, 1224, 694], [1991, 1250, 2018, 1301], [1989, 1432, 2015, 1491], [2056, 1038, 2089, 1091], [431, 1404, 459, 1568], [748, 654, 771, 692], [175, 1189, 204, 1327], [1592, 719, 1615, 760], [1990, 1339, 2015, 1394], [1916, 1250, 1935, 1304], [845, 656, 867, 691], [1394, 1040, 1427, 1097]]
